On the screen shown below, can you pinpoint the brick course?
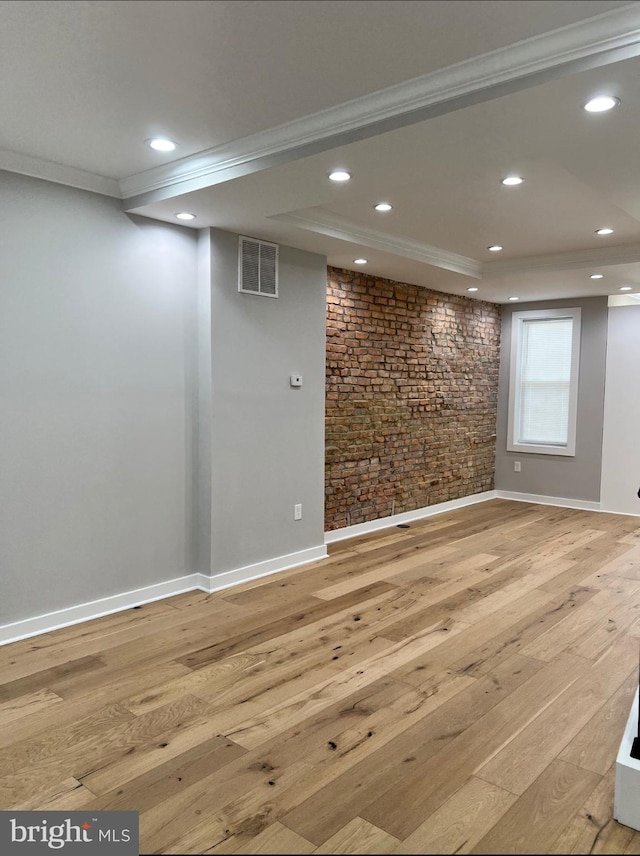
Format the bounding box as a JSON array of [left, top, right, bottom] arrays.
[[325, 267, 501, 531]]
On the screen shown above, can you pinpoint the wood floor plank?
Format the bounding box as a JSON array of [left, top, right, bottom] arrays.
[[449, 585, 597, 678], [82, 737, 247, 814], [1, 500, 638, 854], [0, 771, 88, 811], [224, 620, 472, 749], [129, 680, 402, 844], [393, 776, 518, 855], [80, 724, 235, 796], [0, 694, 211, 786], [137, 675, 469, 853], [175, 582, 398, 670], [0, 655, 105, 701], [475, 636, 638, 795], [357, 653, 588, 841], [238, 822, 315, 854], [0, 702, 135, 777], [558, 670, 638, 775], [0, 601, 201, 682], [192, 642, 395, 740], [624, 830, 640, 854], [566, 599, 640, 661], [143, 760, 313, 854], [471, 760, 601, 854], [0, 687, 63, 724], [0, 660, 192, 749], [313, 817, 399, 854], [378, 565, 538, 644], [520, 587, 632, 661], [282, 654, 545, 845], [549, 765, 634, 854], [35, 782, 98, 811]]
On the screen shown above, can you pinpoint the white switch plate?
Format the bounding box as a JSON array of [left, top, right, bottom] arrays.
[[514, 461, 521, 472], [294, 503, 302, 520], [290, 374, 303, 387]]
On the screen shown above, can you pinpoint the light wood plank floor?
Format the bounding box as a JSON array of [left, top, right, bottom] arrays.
[[2, 499, 640, 854]]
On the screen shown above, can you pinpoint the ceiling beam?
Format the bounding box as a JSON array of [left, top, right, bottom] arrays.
[[482, 242, 640, 276], [271, 211, 481, 278], [121, 3, 640, 210]]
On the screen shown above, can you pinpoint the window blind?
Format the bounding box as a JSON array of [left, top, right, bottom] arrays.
[[516, 317, 573, 446]]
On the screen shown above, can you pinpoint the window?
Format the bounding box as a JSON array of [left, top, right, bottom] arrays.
[[507, 307, 581, 456]]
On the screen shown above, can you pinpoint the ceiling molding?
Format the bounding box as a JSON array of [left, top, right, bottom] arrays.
[[482, 242, 640, 277], [0, 149, 120, 198], [121, 3, 640, 210], [271, 210, 481, 278]]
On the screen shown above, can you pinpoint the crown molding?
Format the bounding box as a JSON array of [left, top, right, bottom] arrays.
[[272, 210, 480, 278], [273, 208, 640, 280], [121, 3, 640, 209], [482, 242, 640, 277], [0, 149, 120, 198]]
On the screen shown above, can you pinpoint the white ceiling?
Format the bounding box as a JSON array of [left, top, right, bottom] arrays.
[[3, 0, 640, 303]]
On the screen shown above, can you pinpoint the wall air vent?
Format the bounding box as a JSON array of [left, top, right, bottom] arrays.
[[238, 236, 279, 298]]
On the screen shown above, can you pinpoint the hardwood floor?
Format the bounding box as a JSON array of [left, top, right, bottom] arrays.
[[2, 499, 640, 854]]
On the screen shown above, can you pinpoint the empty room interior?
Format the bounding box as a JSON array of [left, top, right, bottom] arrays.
[[6, 1, 640, 853]]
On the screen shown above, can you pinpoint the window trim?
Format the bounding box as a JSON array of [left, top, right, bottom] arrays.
[[507, 307, 581, 457]]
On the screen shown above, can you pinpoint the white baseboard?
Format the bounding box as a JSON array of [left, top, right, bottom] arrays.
[[0, 573, 201, 646], [0, 544, 328, 647], [324, 490, 498, 543], [197, 544, 328, 593], [615, 688, 640, 831], [495, 489, 601, 512]]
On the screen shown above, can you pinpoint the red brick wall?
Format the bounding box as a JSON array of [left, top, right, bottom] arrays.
[[325, 267, 501, 531]]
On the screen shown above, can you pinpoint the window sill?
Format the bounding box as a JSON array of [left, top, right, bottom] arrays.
[[507, 441, 576, 457]]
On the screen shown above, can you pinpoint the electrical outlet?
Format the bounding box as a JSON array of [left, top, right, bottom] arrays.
[[514, 461, 521, 472], [294, 503, 302, 520]]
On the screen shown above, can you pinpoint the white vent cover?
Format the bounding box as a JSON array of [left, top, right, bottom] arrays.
[[239, 236, 278, 297]]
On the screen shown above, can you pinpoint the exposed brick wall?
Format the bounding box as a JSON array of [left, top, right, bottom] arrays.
[[325, 267, 501, 531]]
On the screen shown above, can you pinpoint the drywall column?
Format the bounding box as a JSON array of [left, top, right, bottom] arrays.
[[202, 228, 327, 579], [600, 303, 640, 515], [195, 229, 214, 575], [495, 296, 607, 502]]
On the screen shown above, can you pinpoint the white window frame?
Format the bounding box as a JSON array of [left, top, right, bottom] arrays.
[[507, 307, 581, 457]]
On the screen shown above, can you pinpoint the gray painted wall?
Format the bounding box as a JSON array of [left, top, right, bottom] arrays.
[[495, 295, 608, 501], [600, 304, 640, 515], [0, 171, 198, 624], [207, 228, 326, 574]]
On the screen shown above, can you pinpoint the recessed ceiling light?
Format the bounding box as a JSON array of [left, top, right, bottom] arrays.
[[147, 138, 177, 152], [353, 258, 368, 264], [590, 273, 604, 279], [501, 176, 524, 186], [583, 95, 620, 113], [488, 245, 503, 252], [595, 228, 614, 235], [467, 287, 479, 292], [176, 212, 196, 221], [509, 296, 520, 301], [329, 169, 351, 182], [620, 286, 632, 291], [374, 202, 393, 212]]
